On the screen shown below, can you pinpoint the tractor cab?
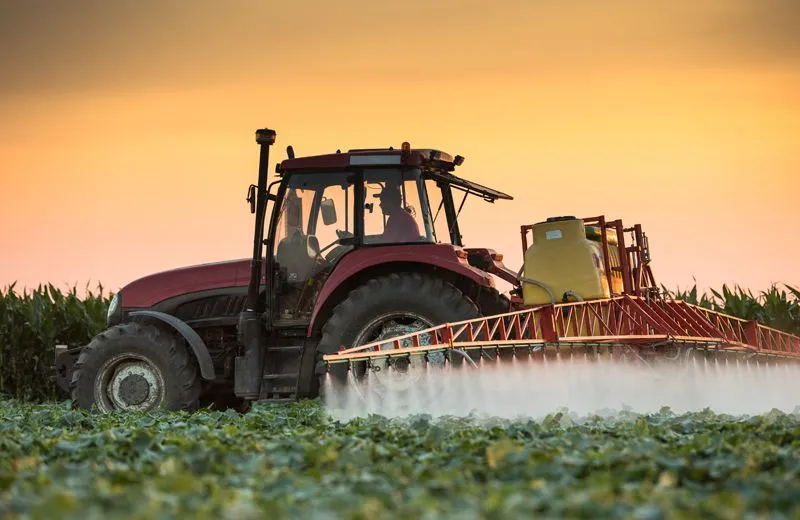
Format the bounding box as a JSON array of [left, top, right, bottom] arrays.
[[257, 141, 513, 324]]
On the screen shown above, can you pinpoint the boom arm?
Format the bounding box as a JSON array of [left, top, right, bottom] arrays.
[[322, 295, 800, 365]]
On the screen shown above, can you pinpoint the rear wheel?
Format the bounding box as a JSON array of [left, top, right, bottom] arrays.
[[70, 322, 201, 413], [316, 272, 481, 406]]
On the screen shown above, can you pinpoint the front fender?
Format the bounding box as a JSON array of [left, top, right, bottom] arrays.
[[306, 243, 494, 337], [128, 310, 216, 380]]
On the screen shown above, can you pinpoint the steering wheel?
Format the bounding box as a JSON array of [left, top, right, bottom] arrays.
[[320, 230, 355, 262], [318, 229, 353, 255]]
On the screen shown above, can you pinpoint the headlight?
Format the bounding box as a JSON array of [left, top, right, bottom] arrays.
[[107, 293, 120, 323]]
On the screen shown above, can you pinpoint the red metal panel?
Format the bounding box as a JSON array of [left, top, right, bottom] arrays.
[[121, 258, 251, 308], [539, 306, 558, 342], [613, 220, 633, 295], [745, 321, 760, 350]]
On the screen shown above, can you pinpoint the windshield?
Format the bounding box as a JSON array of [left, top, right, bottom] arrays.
[[272, 172, 355, 281]]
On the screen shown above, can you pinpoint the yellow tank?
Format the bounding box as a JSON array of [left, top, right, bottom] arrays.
[[521, 217, 612, 306]]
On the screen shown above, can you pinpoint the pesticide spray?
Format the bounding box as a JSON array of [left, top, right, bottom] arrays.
[[322, 348, 800, 422]]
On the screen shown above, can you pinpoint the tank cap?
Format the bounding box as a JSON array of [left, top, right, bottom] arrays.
[[545, 216, 577, 223]]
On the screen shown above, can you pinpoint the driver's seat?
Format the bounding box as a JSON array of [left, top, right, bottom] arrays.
[[275, 230, 320, 283]]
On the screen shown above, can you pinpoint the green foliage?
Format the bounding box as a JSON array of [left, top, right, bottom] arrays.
[[0, 400, 799, 518], [0, 283, 112, 402], [662, 282, 800, 335]]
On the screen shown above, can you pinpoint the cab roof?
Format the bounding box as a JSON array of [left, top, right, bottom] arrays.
[[277, 147, 456, 172], [276, 146, 513, 202]]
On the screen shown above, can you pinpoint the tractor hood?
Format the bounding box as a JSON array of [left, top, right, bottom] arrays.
[[118, 258, 259, 309]]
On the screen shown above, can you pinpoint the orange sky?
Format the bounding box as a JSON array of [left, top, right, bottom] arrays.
[[1, 0, 798, 297]]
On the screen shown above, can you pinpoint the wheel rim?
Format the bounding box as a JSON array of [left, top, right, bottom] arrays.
[[94, 353, 165, 412], [352, 311, 439, 394]]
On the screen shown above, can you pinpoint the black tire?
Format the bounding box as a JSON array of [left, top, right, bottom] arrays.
[[70, 322, 201, 413], [315, 272, 481, 404], [477, 286, 512, 317]]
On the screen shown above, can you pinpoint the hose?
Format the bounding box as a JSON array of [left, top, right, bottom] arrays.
[[562, 290, 584, 303], [516, 265, 556, 304]]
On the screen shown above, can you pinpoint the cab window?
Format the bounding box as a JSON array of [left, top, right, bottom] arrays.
[[362, 168, 434, 245]]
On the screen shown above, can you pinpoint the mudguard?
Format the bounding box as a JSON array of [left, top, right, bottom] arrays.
[[307, 243, 494, 337], [128, 310, 216, 380]]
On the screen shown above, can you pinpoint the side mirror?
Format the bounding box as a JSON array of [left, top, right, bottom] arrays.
[[321, 197, 337, 225], [246, 184, 256, 214]]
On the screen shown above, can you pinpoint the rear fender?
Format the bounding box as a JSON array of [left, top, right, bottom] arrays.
[[307, 244, 494, 337], [128, 310, 216, 380]]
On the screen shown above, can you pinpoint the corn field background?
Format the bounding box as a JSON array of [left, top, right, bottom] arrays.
[[1, 281, 799, 403], [0, 283, 112, 402]]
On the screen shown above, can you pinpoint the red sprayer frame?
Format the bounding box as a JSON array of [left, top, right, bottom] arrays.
[[322, 295, 800, 365]]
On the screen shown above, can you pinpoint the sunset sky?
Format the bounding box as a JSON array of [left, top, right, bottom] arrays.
[[1, 0, 798, 298]]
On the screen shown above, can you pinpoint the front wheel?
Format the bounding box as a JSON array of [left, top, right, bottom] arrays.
[[70, 322, 201, 413], [316, 272, 481, 407]]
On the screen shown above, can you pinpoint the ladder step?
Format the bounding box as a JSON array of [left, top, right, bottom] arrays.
[[266, 345, 304, 352], [262, 372, 300, 381]]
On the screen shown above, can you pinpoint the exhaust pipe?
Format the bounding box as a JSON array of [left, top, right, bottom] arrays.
[[236, 128, 276, 399]]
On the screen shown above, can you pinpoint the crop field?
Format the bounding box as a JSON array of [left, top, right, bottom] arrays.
[[2, 399, 800, 519], [1, 282, 800, 518]]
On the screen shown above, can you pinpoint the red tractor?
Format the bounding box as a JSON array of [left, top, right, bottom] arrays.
[[54, 128, 520, 412]]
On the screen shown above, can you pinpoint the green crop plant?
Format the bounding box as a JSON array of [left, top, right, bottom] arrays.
[[1, 399, 799, 518], [0, 283, 112, 402]]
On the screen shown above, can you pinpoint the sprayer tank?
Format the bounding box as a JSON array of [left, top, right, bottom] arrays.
[[521, 217, 617, 305]]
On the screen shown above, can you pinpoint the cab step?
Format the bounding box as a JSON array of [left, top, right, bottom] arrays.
[[258, 341, 306, 402], [265, 345, 304, 353], [262, 372, 300, 381]]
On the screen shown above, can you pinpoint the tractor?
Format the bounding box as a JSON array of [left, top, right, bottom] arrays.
[[53, 128, 521, 412]]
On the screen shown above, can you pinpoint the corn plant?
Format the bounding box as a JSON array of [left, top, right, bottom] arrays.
[[663, 282, 800, 335], [0, 283, 111, 402]]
